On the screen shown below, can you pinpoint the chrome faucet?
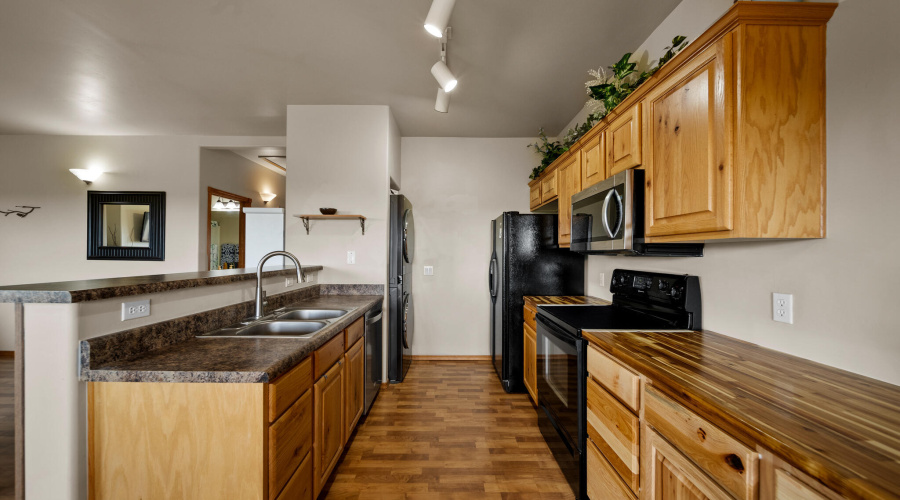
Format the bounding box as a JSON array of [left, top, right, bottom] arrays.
[[252, 251, 304, 320]]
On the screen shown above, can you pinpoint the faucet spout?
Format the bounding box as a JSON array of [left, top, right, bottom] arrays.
[[253, 251, 303, 320]]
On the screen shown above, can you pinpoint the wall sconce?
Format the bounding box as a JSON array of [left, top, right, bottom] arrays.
[[260, 192, 277, 205], [69, 168, 104, 185]]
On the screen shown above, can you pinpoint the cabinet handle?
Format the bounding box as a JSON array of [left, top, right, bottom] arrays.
[[724, 454, 745, 474]]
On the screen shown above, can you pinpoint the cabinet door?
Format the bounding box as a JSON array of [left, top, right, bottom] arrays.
[[523, 323, 537, 404], [530, 182, 542, 210], [641, 425, 732, 500], [644, 34, 734, 238], [540, 169, 558, 203], [557, 153, 582, 247], [759, 449, 842, 500], [607, 104, 642, 176], [313, 360, 344, 497], [344, 338, 364, 440], [582, 131, 606, 188]]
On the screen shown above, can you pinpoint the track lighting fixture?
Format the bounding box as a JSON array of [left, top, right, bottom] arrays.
[[424, 0, 456, 38], [435, 88, 450, 113], [431, 61, 457, 92]]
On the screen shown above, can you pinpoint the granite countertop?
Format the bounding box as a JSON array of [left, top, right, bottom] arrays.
[[584, 329, 900, 500], [81, 294, 381, 384], [0, 265, 324, 303]]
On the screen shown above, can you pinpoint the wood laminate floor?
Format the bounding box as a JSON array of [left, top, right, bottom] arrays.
[[321, 360, 574, 500], [0, 357, 13, 500]]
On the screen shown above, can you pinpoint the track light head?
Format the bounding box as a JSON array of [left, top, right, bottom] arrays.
[[424, 0, 456, 38], [435, 88, 450, 113], [431, 60, 457, 92]]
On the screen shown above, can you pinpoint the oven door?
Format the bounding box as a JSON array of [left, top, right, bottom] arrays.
[[570, 169, 639, 253], [536, 312, 585, 498]]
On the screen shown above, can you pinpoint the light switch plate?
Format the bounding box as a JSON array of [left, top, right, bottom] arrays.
[[772, 293, 793, 324], [347, 251, 356, 265], [122, 299, 150, 321], [424, 266, 434, 276]]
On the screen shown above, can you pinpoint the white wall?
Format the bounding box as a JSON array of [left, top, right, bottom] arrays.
[[401, 138, 535, 356], [198, 147, 286, 269], [0, 134, 284, 350], [579, 0, 900, 385], [388, 112, 401, 191], [284, 106, 391, 285]]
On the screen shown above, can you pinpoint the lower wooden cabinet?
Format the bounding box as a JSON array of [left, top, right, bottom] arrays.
[[269, 390, 313, 499], [344, 337, 364, 439], [587, 438, 636, 500], [314, 358, 344, 497], [587, 377, 640, 493], [759, 449, 843, 500], [523, 323, 537, 404], [277, 453, 313, 500], [641, 425, 732, 500]]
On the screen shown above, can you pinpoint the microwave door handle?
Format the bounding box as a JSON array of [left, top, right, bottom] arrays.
[[600, 190, 616, 238]]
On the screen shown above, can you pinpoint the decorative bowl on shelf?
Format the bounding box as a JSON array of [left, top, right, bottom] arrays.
[[319, 208, 337, 215]]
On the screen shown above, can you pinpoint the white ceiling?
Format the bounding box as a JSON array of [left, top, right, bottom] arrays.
[[0, 0, 680, 137]]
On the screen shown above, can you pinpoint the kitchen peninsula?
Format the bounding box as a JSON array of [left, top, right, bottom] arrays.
[[0, 266, 384, 500]]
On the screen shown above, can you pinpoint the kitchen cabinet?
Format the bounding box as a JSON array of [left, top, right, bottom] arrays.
[[314, 357, 344, 497], [588, 439, 636, 500], [581, 130, 606, 189], [523, 323, 537, 404], [528, 2, 834, 243], [759, 450, 843, 500], [344, 337, 364, 439], [557, 153, 582, 247], [540, 168, 558, 204], [529, 181, 542, 211], [642, 425, 732, 500], [587, 377, 640, 493], [607, 103, 642, 176], [643, 36, 734, 239]]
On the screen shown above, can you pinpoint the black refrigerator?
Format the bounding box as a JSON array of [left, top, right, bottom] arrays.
[[490, 212, 584, 393], [388, 194, 414, 383]]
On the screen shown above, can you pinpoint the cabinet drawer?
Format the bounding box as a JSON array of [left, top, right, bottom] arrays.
[[644, 385, 758, 500], [524, 305, 536, 331], [268, 357, 313, 423], [587, 344, 641, 412], [586, 377, 639, 493], [530, 183, 542, 210], [540, 169, 558, 202], [276, 452, 312, 500], [344, 316, 364, 349], [269, 390, 313, 500], [314, 333, 345, 380], [587, 438, 635, 500], [607, 103, 642, 176]]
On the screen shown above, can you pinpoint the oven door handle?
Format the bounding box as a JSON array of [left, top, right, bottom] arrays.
[[536, 313, 579, 346]]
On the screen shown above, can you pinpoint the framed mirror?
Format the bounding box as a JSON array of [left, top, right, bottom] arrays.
[[87, 191, 166, 260]]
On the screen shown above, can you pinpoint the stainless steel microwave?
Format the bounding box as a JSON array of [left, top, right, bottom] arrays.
[[570, 169, 703, 257]]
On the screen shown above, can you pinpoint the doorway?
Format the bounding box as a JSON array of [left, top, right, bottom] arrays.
[[207, 188, 251, 270]]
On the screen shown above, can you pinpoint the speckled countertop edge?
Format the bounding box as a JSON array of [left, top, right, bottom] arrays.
[[80, 293, 382, 383], [0, 265, 324, 304]]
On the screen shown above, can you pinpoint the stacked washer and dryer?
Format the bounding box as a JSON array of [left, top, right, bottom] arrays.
[[388, 194, 414, 383]]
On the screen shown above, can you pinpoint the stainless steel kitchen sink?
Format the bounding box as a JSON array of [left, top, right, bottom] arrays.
[[198, 320, 327, 338], [276, 308, 348, 320]]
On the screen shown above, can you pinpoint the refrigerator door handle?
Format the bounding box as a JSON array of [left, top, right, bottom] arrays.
[[489, 256, 498, 298]]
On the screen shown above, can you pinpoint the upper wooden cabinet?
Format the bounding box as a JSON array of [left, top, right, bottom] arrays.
[[529, 181, 542, 211], [557, 153, 582, 247], [528, 2, 834, 244], [607, 104, 642, 176], [644, 35, 734, 238], [582, 130, 606, 189]]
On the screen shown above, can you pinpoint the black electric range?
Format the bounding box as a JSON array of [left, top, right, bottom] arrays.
[[534, 269, 701, 499]]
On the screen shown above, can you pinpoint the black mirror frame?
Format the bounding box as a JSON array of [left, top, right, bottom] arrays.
[[87, 191, 166, 261]]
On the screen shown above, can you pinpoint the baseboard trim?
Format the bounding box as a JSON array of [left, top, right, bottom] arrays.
[[0, 351, 13, 358], [410, 355, 491, 361]]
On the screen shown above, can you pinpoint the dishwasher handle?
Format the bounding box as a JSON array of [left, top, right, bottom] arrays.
[[366, 312, 383, 324]]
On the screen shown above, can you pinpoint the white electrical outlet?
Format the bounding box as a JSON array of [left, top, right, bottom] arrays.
[[772, 293, 793, 324], [122, 299, 150, 321], [424, 265, 434, 276], [597, 272, 605, 287], [285, 276, 296, 287], [347, 250, 356, 264]]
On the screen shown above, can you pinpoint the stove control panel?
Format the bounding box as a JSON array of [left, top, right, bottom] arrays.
[[610, 269, 699, 308]]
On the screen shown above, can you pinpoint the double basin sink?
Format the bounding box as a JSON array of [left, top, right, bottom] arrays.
[[198, 306, 353, 339]]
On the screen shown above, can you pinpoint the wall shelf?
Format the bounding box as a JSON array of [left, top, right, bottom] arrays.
[[294, 214, 367, 235]]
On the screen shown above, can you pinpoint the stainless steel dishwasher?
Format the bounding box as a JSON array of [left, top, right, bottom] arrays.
[[363, 301, 383, 415]]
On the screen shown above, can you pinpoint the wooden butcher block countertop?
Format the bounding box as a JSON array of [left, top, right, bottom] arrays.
[[584, 329, 900, 500]]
